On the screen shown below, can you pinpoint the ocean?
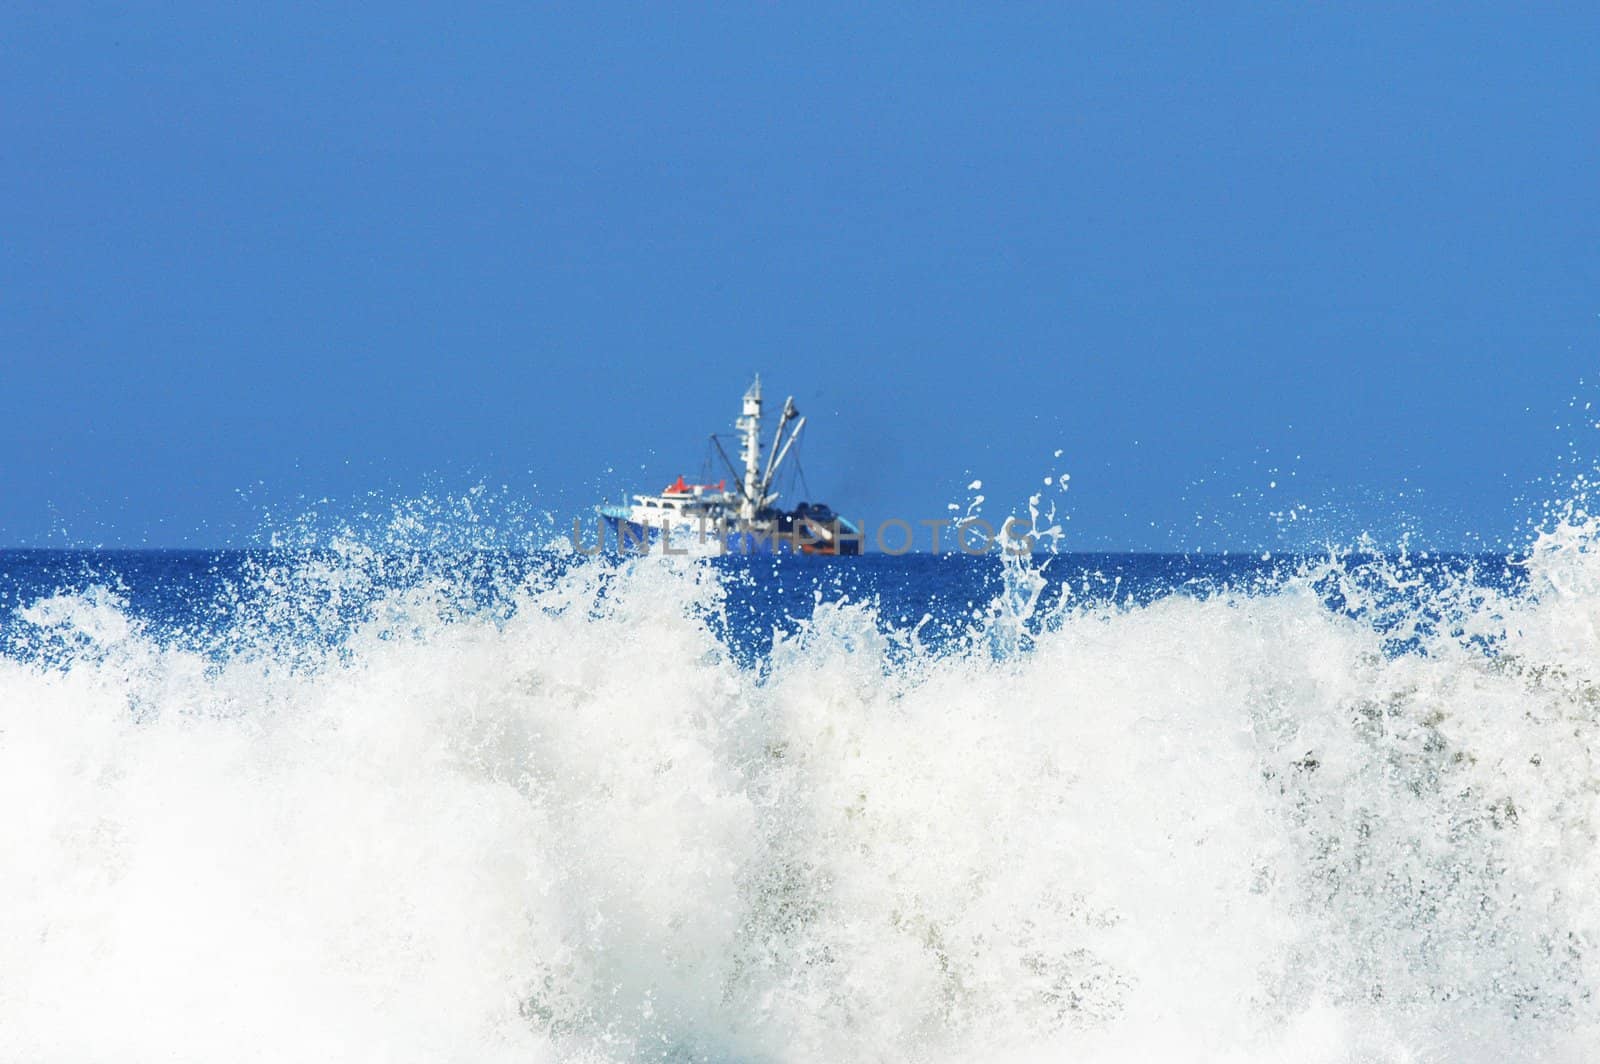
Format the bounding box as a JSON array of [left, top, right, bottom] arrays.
[[2, 531, 1598, 1062]]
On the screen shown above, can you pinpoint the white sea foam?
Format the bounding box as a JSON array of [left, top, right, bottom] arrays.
[[3, 521, 1600, 1062]]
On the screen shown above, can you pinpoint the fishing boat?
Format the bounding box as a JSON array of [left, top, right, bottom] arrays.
[[598, 377, 862, 555]]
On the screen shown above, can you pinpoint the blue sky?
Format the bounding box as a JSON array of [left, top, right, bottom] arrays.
[[2, 4, 1596, 550]]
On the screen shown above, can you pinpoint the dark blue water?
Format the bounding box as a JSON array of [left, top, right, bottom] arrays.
[[0, 549, 1526, 666]]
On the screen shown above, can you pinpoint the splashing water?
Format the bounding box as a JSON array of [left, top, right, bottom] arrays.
[[3, 510, 1600, 1061]]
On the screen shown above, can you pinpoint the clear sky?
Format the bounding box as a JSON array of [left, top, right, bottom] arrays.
[[2, 5, 1596, 550]]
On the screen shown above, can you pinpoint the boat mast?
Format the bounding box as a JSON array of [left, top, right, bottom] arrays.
[[760, 395, 805, 508], [763, 410, 805, 504], [761, 396, 794, 497], [738, 376, 763, 521]]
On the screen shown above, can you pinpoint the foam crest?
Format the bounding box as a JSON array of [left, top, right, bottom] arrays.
[[3, 531, 1599, 1061]]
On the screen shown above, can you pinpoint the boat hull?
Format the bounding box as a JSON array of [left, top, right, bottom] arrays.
[[596, 512, 862, 556]]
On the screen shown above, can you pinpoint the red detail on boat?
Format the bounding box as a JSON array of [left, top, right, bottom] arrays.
[[663, 476, 727, 494]]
